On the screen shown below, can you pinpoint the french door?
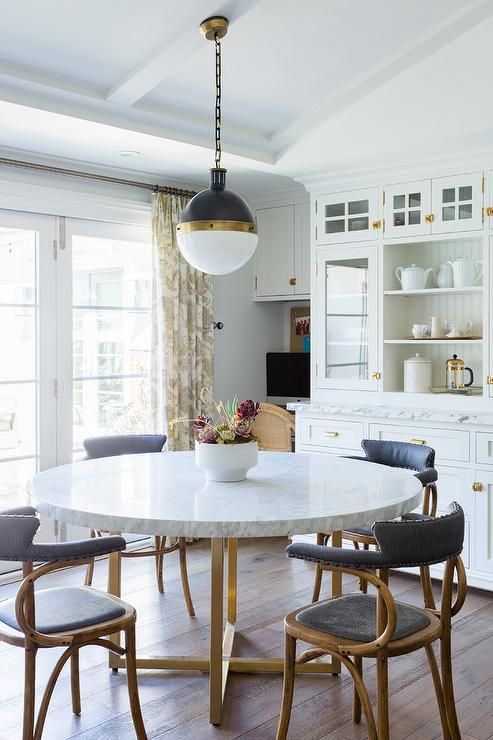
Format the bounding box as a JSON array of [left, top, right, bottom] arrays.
[[0, 210, 152, 564], [0, 211, 57, 570], [57, 219, 153, 466]]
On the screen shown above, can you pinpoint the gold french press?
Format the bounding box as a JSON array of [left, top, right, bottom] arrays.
[[445, 354, 474, 390]]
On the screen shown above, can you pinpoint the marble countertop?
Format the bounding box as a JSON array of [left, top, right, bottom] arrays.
[[27, 451, 422, 539], [287, 402, 493, 427]]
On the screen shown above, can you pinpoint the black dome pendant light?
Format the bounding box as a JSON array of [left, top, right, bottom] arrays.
[[176, 16, 258, 275]]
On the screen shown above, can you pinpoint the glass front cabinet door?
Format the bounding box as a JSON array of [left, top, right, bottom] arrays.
[[431, 172, 483, 233], [383, 180, 432, 238], [314, 245, 379, 391], [315, 188, 380, 244]]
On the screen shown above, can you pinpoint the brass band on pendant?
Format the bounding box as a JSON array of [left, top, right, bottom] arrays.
[[177, 219, 257, 234]]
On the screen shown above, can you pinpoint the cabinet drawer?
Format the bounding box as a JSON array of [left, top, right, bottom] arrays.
[[300, 418, 364, 451], [368, 424, 470, 463], [475, 433, 493, 465]]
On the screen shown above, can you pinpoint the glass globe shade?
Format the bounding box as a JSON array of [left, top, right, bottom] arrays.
[[177, 229, 258, 275]]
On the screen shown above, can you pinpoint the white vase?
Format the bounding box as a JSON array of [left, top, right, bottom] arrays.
[[195, 440, 258, 482]]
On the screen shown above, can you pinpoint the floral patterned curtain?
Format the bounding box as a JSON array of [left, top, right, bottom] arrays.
[[151, 192, 214, 450]]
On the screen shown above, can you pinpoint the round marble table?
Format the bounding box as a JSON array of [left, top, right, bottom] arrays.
[[28, 451, 422, 724]]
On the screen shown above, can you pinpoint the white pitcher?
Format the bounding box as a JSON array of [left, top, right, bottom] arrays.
[[395, 264, 435, 291], [447, 257, 483, 288]]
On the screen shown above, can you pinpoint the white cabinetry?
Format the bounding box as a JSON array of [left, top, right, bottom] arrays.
[[315, 188, 380, 245], [253, 202, 310, 300], [383, 172, 483, 239], [383, 180, 431, 239], [314, 244, 379, 392], [297, 161, 493, 591]]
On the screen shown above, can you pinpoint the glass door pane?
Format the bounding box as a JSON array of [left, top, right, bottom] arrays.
[[0, 212, 57, 572], [325, 258, 369, 380], [60, 221, 153, 463], [315, 245, 378, 392]]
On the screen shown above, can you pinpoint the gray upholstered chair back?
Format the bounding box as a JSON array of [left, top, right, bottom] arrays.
[[361, 439, 435, 472], [287, 503, 464, 570], [0, 506, 125, 562], [83, 433, 167, 459], [373, 502, 464, 567]]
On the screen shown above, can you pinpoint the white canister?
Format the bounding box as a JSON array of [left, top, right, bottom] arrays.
[[404, 353, 432, 393]]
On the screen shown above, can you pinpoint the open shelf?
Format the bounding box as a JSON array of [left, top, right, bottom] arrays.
[[384, 338, 483, 344], [384, 286, 483, 296]]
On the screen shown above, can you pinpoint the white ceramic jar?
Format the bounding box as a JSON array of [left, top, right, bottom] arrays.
[[404, 353, 432, 393]]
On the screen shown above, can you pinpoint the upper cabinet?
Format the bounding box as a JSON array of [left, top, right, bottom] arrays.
[[383, 180, 432, 239], [315, 188, 380, 245], [253, 202, 310, 300], [383, 172, 483, 238]]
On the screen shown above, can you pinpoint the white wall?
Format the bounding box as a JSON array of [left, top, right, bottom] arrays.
[[213, 264, 285, 402]]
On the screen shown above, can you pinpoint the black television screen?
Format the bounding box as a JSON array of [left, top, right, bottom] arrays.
[[266, 352, 310, 399]]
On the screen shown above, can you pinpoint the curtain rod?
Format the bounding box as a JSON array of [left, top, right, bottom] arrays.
[[0, 157, 197, 197]]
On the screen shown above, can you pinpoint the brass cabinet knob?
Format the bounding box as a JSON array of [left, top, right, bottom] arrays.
[[325, 431, 341, 438], [486, 207, 493, 217], [425, 214, 434, 223], [472, 481, 484, 492], [372, 220, 382, 230], [410, 438, 427, 445], [289, 277, 297, 286], [486, 376, 493, 385], [372, 371, 381, 380]]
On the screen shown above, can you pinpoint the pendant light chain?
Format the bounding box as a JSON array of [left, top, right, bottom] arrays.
[[214, 32, 222, 169]]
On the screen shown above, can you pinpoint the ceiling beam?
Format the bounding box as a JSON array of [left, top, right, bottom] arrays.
[[106, 0, 264, 106], [271, 0, 493, 157]]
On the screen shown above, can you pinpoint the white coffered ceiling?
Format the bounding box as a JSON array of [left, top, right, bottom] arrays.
[[0, 0, 492, 194]]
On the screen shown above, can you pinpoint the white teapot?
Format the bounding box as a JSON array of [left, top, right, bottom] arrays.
[[395, 264, 435, 291], [447, 257, 483, 288]]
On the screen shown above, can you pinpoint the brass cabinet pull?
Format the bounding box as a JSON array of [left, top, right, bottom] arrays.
[[425, 214, 434, 223], [486, 207, 493, 217], [486, 376, 493, 385], [372, 220, 382, 230], [472, 481, 484, 492], [325, 431, 341, 438], [372, 371, 381, 381], [289, 277, 297, 286], [410, 438, 427, 445]]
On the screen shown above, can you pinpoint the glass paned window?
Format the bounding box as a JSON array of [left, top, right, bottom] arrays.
[[72, 236, 152, 453]]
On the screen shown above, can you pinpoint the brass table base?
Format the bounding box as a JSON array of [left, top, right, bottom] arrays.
[[107, 536, 342, 725]]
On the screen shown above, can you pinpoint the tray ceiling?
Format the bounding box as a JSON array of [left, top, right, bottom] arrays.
[[0, 0, 491, 193]]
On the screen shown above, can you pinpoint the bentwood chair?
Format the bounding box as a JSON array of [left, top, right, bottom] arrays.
[[82, 434, 194, 617], [251, 403, 295, 452], [0, 506, 147, 740], [312, 439, 439, 609], [277, 503, 466, 740]]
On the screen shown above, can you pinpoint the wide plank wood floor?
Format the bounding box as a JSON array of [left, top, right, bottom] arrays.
[[0, 537, 492, 739]]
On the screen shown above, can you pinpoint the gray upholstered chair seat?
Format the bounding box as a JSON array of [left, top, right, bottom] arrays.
[[0, 586, 126, 634], [295, 594, 431, 642]]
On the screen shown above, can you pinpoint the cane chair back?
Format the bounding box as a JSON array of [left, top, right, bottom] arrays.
[[251, 403, 294, 452]]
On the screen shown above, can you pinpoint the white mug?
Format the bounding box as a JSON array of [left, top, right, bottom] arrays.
[[412, 324, 428, 338]]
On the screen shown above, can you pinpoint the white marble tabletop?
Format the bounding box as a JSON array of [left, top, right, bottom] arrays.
[[27, 451, 422, 539]]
